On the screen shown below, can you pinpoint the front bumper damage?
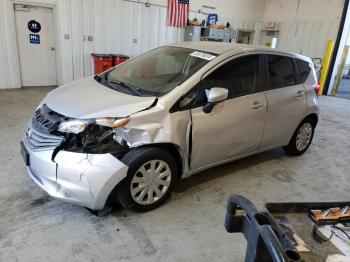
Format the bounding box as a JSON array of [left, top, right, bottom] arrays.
[[21, 98, 189, 210], [22, 140, 128, 210]]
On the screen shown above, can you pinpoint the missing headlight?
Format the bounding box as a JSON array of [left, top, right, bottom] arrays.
[[53, 124, 129, 159]]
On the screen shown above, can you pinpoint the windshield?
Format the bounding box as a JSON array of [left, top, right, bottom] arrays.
[[97, 47, 216, 97]]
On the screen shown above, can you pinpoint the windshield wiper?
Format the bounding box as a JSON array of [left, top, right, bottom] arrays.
[[107, 79, 142, 96], [94, 74, 104, 83]]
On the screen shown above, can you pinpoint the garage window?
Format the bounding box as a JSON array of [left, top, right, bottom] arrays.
[[296, 59, 312, 84], [267, 55, 296, 89]]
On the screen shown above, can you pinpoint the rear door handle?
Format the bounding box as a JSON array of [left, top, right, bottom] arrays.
[[250, 102, 265, 110], [295, 90, 305, 98]]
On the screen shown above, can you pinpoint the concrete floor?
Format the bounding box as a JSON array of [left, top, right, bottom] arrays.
[[1, 87, 350, 262]]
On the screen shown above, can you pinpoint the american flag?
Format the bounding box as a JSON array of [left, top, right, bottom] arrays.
[[168, 0, 190, 28]]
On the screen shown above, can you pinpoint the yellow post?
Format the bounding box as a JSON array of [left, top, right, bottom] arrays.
[[319, 40, 335, 95]]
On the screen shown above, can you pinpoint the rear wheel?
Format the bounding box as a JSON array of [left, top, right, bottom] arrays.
[[284, 118, 316, 156], [117, 147, 178, 212]]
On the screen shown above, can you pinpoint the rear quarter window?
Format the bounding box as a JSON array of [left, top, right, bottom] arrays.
[[296, 59, 312, 84]]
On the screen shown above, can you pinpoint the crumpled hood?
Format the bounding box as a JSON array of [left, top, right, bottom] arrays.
[[44, 77, 157, 119]]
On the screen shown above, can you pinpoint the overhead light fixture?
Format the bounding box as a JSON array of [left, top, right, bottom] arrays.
[[202, 5, 216, 10]]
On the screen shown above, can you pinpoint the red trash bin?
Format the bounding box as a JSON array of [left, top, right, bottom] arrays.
[[91, 54, 113, 74], [110, 54, 129, 66]]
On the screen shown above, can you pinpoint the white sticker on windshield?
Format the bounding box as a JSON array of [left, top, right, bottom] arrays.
[[190, 51, 216, 61]]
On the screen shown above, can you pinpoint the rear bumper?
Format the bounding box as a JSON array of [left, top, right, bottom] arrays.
[[22, 140, 128, 210]]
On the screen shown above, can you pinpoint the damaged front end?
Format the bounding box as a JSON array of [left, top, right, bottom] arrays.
[[22, 104, 133, 210], [52, 123, 130, 160], [30, 104, 131, 160], [23, 97, 189, 210]]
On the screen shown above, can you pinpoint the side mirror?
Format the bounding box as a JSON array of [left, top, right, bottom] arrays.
[[207, 87, 229, 103], [203, 87, 228, 114]]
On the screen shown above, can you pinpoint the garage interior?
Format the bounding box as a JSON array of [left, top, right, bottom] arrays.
[[1, 0, 350, 261]]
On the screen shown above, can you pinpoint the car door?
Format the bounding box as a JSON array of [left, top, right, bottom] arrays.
[[190, 54, 267, 170], [260, 54, 307, 149]]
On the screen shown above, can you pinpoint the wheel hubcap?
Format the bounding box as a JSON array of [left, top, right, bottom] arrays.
[[130, 160, 171, 205], [296, 123, 313, 151]]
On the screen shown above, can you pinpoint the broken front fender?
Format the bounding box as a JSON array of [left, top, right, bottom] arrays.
[[113, 104, 192, 177]]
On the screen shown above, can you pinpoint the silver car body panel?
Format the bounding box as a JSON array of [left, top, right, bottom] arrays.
[[191, 92, 267, 170], [45, 77, 157, 119], [23, 139, 128, 210], [260, 84, 307, 148], [22, 42, 319, 209]]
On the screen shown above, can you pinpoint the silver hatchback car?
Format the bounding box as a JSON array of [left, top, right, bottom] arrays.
[[21, 42, 319, 212]]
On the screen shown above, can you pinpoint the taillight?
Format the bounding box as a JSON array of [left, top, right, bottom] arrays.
[[315, 80, 321, 95]]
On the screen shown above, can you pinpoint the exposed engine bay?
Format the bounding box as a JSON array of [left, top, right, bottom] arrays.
[[32, 104, 130, 160], [52, 124, 130, 158]]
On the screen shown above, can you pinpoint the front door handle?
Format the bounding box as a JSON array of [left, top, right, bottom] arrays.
[[295, 90, 305, 98], [250, 102, 265, 110]]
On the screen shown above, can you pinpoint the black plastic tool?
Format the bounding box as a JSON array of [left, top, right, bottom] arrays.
[[224, 195, 302, 262]]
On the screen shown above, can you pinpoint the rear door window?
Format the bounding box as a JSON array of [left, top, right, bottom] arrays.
[[203, 55, 260, 99], [267, 55, 296, 89], [296, 59, 312, 84]]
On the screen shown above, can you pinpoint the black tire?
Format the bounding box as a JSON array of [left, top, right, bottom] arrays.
[[284, 118, 316, 156], [116, 147, 178, 212]]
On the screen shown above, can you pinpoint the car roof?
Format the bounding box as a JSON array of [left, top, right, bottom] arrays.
[[167, 42, 311, 62]]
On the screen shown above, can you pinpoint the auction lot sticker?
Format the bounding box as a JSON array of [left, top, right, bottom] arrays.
[[190, 51, 216, 61]]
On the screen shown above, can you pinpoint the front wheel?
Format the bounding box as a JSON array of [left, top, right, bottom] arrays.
[[284, 118, 316, 156], [117, 147, 178, 212]]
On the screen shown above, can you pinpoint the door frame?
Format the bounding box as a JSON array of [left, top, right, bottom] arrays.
[[188, 52, 267, 173], [10, 1, 62, 87]]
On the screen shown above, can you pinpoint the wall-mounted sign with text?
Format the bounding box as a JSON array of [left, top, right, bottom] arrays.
[[208, 14, 218, 25], [29, 34, 40, 44], [28, 20, 41, 33]]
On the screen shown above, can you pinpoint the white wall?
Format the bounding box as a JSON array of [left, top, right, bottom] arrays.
[[150, 0, 265, 21], [0, 0, 21, 89], [0, 0, 346, 89], [0, 0, 263, 89], [262, 0, 344, 59], [263, 0, 344, 22], [276, 20, 340, 58]]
